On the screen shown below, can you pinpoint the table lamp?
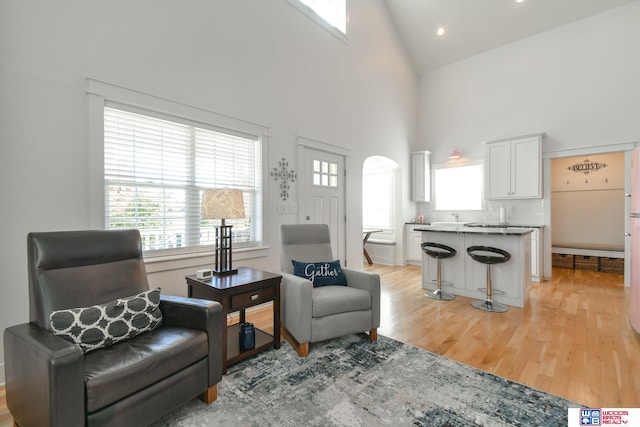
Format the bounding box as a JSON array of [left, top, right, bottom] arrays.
[[201, 188, 245, 275]]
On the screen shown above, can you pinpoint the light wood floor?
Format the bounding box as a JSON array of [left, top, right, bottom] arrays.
[[1, 265, 638, 424], [367, 264, 640, 408]]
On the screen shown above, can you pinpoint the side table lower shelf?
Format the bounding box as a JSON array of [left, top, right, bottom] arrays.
[[185, 267, 282, 373], [226, 323, 276, 366]]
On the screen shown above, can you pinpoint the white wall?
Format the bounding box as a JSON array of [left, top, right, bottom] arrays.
[[417, 1, 640, 277], [417, 1, 640, 163], [551, 153, 625, 248], [0, 0, 417, 377]]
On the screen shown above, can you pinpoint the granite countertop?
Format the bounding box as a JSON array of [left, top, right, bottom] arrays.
[[465, 222, 544, 229], [407, 221, 543, 228], [413, 225, 534, 236]]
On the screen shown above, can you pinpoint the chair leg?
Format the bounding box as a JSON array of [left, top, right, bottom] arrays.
[[199, 384, 218, 404], [281, 326, 310, 357], [368, 328, 378, 341]]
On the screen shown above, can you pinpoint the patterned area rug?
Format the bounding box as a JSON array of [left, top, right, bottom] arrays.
[[152, 335, 580, 426]]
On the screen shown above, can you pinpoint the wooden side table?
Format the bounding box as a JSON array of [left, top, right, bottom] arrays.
[[186, 267, 281, 373]]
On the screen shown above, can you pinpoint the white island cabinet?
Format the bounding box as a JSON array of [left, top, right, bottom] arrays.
[[415, 225, 533, 308]]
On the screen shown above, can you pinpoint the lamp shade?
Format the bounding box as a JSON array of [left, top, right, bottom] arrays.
[[448, 147, 462, 161], [201, 189, 245, 219]]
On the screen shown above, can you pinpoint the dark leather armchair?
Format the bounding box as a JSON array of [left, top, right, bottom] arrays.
[[3, 229, 224, 427]]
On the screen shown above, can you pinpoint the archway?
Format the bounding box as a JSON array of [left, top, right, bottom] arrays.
[[362, 156, 401, 264]]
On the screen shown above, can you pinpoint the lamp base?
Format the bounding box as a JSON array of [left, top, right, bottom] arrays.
[[214, 224, 236, 275]]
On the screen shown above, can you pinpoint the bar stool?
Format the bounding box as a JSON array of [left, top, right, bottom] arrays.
[[467, 246, 511, 313], [421, 242, 457, 301]]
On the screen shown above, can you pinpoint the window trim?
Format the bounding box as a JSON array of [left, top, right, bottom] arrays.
[[87, 78, 271, 258], [284, 0, 349, 43]]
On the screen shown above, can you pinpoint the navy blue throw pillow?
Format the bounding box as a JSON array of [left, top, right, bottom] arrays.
[[291, 260, 347, 287]]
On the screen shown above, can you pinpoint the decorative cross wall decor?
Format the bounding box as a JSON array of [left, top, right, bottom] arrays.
[[271, 158, 297, 200]]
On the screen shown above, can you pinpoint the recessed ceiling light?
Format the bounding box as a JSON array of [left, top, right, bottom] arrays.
[[514, 0, 525, 3], [436, 27, 446, 36]]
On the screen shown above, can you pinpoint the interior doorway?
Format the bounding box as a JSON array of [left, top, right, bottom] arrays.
[[544, 143, 634, 286], [362, 156, 401, 265], [551, 152, 625, 249]]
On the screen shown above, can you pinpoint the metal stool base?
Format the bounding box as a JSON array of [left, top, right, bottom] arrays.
[[425, 289, 455, 301], [471, 300, 509, 313]]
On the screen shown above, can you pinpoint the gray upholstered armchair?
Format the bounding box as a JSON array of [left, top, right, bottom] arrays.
[[3, 229, 224, 427], [279, 224, 380, 357]]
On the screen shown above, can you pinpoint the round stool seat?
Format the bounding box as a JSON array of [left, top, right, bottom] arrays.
[[421, 242, 457, 259], [420, 242, 456, 301], [466, 246, 511, 265]]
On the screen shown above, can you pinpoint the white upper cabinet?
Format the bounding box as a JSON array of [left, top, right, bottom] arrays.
[[485, 134, 543, 199], [411, 151, 431, 202]]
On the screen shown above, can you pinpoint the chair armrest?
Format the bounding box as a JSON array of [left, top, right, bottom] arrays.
[[280, 272, 313, 344], [160, 295, 224, 386], [343, 268, 381, 329], [4, 323, 85, 427]]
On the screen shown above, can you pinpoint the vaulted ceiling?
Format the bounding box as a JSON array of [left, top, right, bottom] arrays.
[[383, 0, 638, 74]]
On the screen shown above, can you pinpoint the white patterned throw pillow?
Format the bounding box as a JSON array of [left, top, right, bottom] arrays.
[[50, 288, 163, 352]]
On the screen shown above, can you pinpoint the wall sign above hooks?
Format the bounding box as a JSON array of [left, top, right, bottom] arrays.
[[271, 157, 297, 200], [567, 159, 608, 175]]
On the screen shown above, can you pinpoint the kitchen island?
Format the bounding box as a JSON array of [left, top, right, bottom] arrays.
[[414, 225, 534, 308]]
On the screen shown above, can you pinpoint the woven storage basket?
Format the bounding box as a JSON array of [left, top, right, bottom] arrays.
[[574, 255, 598, 271], [599, 257, 624, 274], [552, 253, 574, 269]]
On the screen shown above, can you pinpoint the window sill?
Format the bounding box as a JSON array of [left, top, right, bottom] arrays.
[[144, 245, 271, 274], [284, 0, 348, 44], [366, 240, 396, 246]]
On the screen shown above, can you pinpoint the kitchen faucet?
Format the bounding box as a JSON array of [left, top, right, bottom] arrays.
[[452, 213, 459, 222]]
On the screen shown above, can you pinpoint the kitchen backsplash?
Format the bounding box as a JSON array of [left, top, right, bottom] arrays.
[[414, 198, 545, 225]]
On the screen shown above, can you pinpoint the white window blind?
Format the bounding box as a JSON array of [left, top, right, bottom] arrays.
[[104, 106, 262, 254]]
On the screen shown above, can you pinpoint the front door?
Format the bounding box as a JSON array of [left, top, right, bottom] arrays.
[[299, 144, 346, 263]]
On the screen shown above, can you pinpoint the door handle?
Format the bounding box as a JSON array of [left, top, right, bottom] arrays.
[[626, 233, 631, 237]]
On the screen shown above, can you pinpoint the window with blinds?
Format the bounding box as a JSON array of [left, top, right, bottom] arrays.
[[104, 106, 262, 254]]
